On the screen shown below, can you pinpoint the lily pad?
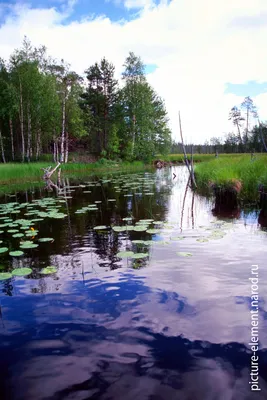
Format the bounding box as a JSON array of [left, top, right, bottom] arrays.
[[12, 268, 32, 276], [164, 225, 175, 229], [9, 251, 24, 257], [0, 247, 8, 254], [12, 233, 24, 238], [146, 229, 161, 234], [176, 252, 193, 257], [125, 225, 135, 231], [131, 253, 149, 259], [40, 266, 57, 275], [116, 251, 134, 258], [112, 226, 126, 232], [208, 234, 225, 240], [20, 243, 39, 249], [49, 213, 66, 219], [133, 226, 147, 232], [93, 226, 108, 230], [26, 233, 38, 238], [38, 238, 54, 243], [25, 230, 39, 235], [0, 272, 12, 280]]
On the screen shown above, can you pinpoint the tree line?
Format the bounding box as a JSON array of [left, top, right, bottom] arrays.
[[228, 96, 267, 152], [171, 96, 267, 154], [0, 37, 171, 163]]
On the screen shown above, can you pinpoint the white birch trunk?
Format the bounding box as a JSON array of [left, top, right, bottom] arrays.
[[19, 79, 25, 162], [36, 126, 41, 160], [0, 129, 6, 163], [60, 92, 66, 163], [64, 130, 69, 163], [26, 102, 32, 162], [9, 118, 14, 161]]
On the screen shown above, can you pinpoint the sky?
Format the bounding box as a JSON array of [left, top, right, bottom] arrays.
[[1, 0, 267, 144]]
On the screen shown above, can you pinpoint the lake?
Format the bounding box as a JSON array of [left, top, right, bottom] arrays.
[[0, 166, 267, 400]]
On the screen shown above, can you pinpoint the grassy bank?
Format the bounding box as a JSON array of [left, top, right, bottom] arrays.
[[155, 153, 252, 163], [194, 154, 267, 202], [0, 160, 149, 187]]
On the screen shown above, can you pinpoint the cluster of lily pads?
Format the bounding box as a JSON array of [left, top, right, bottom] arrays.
[[74, 174, 159, 216], [0, 266, 58, 281], [79, 173, 233, 263], [0, 197, 67, 280], [0, 172, 235, 278], [115, 219, 232, 261], [92, 218, 164, 234], [92, 218, 233, 262]]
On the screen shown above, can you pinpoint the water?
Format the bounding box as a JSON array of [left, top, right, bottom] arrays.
[[0, 166, 267, 399]]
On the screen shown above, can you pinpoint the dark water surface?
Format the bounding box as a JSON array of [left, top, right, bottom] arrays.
[[0, 166, 267, 400]]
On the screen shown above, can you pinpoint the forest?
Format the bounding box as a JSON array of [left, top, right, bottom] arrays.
[[0, 37, 171, 164]]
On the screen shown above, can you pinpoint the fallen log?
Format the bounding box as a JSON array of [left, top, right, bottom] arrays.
[[41, 162, 61, 180]]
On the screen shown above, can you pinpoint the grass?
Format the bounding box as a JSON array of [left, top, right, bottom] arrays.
[[0, 160, 150, 191], [155, 153, 246, 163], [2, 153, 267, 203], [194, 154, 267, 202]]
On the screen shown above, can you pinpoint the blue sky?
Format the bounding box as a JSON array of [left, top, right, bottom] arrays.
[[225, 81, 267, 97], [0, 0, 127, 24], [0, 0, 169, 23]]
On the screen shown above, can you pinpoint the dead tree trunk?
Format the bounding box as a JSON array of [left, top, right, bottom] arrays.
[[41, 162, 61, 180], [179, 111, 197, 188]]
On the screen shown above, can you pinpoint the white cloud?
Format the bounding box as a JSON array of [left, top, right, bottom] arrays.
[[110, 0, 156, 10], [1, 0, 267, 143], [123, 0, 155, 10]]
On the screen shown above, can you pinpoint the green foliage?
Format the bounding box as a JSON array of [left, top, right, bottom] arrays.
[[107, 124, 120, 159], [118, 54, 171, 161], [0, 41, 171, 164]]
